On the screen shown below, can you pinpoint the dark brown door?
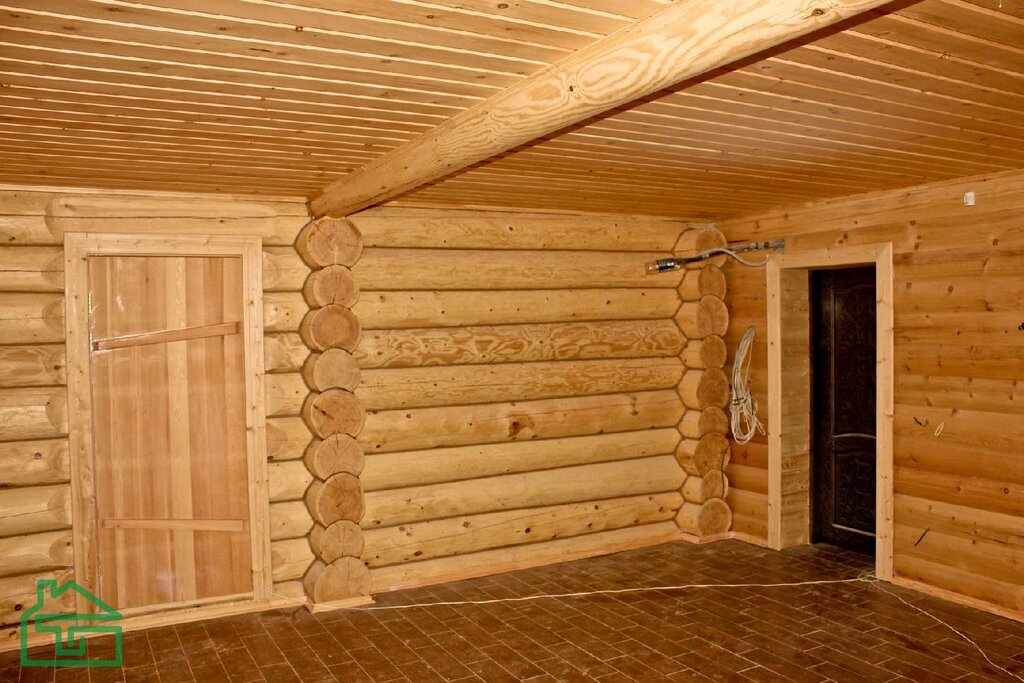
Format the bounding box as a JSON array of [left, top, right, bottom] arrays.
[[811, 267, 876, 555]]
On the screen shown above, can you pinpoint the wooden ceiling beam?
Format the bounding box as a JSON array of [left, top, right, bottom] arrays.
[[308, 0, 894, 217]]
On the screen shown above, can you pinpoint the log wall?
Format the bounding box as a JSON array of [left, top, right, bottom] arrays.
[[719, 168, 1024, 617], [344, 208, 699, 592], [0, 188, 311, 645]]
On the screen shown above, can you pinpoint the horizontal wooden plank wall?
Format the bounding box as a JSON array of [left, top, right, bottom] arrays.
[[346, 208, 693, 592], [0, 188, 311, 646], [719, 168, 1024, 617]]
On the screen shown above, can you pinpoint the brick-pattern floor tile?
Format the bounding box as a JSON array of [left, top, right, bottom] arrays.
[[7, 541, 1024, 681]]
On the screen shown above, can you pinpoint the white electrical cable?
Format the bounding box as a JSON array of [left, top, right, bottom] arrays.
[[700, 247, 776, 268], [731, 325, 765, 445]]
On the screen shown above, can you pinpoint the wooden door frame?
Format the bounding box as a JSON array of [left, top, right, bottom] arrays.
[[64, 233, 272, 615], [765, 243, 894, 581]]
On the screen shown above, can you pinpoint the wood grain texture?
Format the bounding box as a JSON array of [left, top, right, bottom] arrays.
[[369, 522, 681, 593], [720, 168, 1024, 618], [362, 455, 684, 529], [352, 248, 679, 290], [359, 390, 684, 454], [361, 429, 680, 492], [357, 357, 684, 410], [363, 493, 680, 567], [311, 0, 893, 215], [353, 288, 680, 329], [355, 320, 684, 368]]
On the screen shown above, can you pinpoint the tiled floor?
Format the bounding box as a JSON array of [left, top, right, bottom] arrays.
[[3, 540, 1023, 682]]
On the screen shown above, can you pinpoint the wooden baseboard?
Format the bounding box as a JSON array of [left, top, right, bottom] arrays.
[[305, 595, 374, 613], [726, 531, 771, 548], [891, 577, 1024, 625]]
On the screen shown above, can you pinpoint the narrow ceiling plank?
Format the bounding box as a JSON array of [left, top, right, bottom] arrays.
[[309, 0, 896, 217]]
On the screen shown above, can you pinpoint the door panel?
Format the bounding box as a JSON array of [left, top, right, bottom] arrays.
[[811, 267, 877, 555], [89, 255, 253, 610]]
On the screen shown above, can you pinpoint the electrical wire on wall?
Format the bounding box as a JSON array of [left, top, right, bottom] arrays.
[[646, 239, 781, 444], [731, 325, 764, 445]]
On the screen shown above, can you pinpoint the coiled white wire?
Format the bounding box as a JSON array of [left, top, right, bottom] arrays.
[[731, 325, 765, 445]]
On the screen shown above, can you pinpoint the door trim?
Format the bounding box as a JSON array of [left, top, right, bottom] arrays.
[[765, 243, 894, 581], [63, 233, 272, 614]]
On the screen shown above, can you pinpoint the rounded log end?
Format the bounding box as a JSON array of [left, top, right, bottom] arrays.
[[310, 521, 365, 564], [303, 348, 361, 392], [305, 472, 365, 526], [302, 389, 366, 439], [303, 557, 371, 603], [296, 217, 364, 268], [300, 305, 361, 353], [303, 265, 359, 308], [303, 433, 365, 479]]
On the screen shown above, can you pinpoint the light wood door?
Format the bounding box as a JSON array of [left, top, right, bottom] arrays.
[[88, 255, 254, 610]]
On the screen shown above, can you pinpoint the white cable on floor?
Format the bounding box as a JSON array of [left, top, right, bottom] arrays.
[[345, 575, 877, 611], [874, 583, 1024, 681], [731, 325, 765, 445]]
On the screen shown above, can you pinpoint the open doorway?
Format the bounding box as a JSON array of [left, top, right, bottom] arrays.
[[810, 267, 877, 557]]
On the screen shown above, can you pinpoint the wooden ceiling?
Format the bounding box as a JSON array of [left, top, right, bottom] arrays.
[[1, 0, 1022, 219]]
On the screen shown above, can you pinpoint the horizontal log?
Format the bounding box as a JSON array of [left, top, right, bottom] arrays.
[[369, 521, 681, 593], [263, 293, 305, 333], [0, 484, 72, 536], [359, 390, 683, 454], [303, 390, 366, 439], [350, 214, 686, 251], [0, 293, 64, 344], [0, 387, 68, 441], [306, 473, 364, 526], [681, 470, 729, 504], [310, 521, 364, 564], [272, 581, 305, 602], [0, 438, 69, 486], [679, 265, 726, 301], [262, 247, 309, 292], [0, 569, 73, 627], [0, 246, 63, 292], [264, 373, 307, 418], [304, 434, 364, 480], [304, 557, 370, 603], [678, 368, 730, 410], [358, 357, 684, 411], [264, 333, 308, 374], [303, 265, 358, 308], [268, 460, 314, 503], [894, 494, 1022, 551], [893, 554, 1023, 615], [353, 289, 680, 329], [678, 407, 730, 439], [680, 335, 727, 370], [352, 249, 680, 290], [295, 217, 363, 268], [269, 500, 312, 541], [363, 492, 681, 567], [361, 429, 680, 492], [676, 433, 732, 477], [271, 537, 315, 583], [7, 195, 305, 246], [675, 499, 732, 537], [362, 455, 684, 529], [0, 531, 73, 578], [894, 524, 1022, 588], [300, 305, 360, 352], [266, 417, 309, 462], [302, 349, 360, 392], [675, 296, 729, 339], [0, 344, 66, 388], [354, 320, 685, 369]]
